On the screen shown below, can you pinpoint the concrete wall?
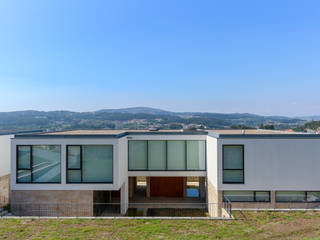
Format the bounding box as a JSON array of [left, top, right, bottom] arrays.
[[0, 135, 12, 177], [218, 138, 320, 191], [118, 136, 128, 189], [206, 136, 218, 189]]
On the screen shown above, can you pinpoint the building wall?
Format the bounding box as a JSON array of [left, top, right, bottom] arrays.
[[0, 135, 12, 177], [11, 190, 94, 216], [218, 138, 320, 191], [118, 136, 128, 188], [0, 174, 10, 202], [206, 136, 218, 189]]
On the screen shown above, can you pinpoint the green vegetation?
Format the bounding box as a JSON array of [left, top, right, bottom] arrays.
[[1, 211, 320, 239], [231, 124, 256, 129], [294, 120, 320, 132], [259, 124, 275, 130]]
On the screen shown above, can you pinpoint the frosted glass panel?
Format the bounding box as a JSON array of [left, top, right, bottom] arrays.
[[223, 170, 244, 183], [129, 141, 147, 170], [223, 191, 254, 202], [82, 145, 113, 183], [32, 145, 61, 183], [17, 170, 31, 183], [187, 140, 205, 170], [223, 146, 243, 169], [18, 146, 31, 169], [167, 141, 185, 170], [68, 146, 81, 169], [68, 170, 81, 183], [148, 141, 166, 170], [276, 191, 305, 202]]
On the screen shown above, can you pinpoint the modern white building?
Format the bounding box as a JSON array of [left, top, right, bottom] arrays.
[[7, 129, 320, 217], [0, 130, 42, 203]]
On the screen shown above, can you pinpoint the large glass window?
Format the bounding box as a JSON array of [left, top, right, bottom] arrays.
[[187, 140, 206, 170], [16, 145, 61, 183], [223, 145, 244, 184], [148, 141, 166, 170], [67, 145, 113, 183], [167, 140, 186, 170], [223, 191, 270, 202], [128, 141, 147, 170], [128, 140, 206, 171]]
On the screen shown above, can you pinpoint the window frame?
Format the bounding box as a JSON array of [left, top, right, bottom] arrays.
[[66, 145, 113, 184], [223, 191, 271, 202], [128, 140, 207, 171], [276, 191, 320, 203], [222, 144, 245, 184], [16, 145, 61, 184]]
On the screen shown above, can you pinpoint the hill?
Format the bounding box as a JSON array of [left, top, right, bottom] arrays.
[[0, 107, 305, 131]]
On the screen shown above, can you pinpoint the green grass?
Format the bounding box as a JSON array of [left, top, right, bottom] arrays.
[[1, 211, 320, 239]]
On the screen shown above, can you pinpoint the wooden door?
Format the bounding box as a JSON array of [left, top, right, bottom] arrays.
[[150, 177, 184, 197]]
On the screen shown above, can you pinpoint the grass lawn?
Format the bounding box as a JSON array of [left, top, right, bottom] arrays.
[[1, 211, 320, 239]]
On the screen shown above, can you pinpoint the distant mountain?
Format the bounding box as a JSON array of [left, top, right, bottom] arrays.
[[96, 107, 174, 115], [0, 107, 306, 132], [297, 116, 320, 121]]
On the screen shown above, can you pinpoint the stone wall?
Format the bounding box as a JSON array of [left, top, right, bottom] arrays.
[[207, 179, 222, 217], [0, 174, 10, 205], [11, 190, 94, 216]]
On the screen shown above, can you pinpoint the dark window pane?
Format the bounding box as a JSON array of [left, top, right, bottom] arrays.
[[223, 146, 243, 169], [18, 146, 30, 169], [224, 191, 254, 202], [17, 170, 31, 183], [223, 170, 244, 183], [68, 146, 81, 169], [255, 191, 270, 202], [67, 170, 81, 183], [307, 192, 320, 202]]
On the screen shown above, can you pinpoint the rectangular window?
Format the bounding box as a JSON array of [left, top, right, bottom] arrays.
[[16, 145, 61, 183], [276, 191, 320, 203], [128, 141, 148, 170], [307, 192, 320, 202], [67, 145, 113, 183], [223, 191, 270, 202], [186, 140, 206, 170], [167, 140, 186, 170], [128, 140, 206, 171], [148, 141, 166, 170], [223, 145, 244, 184], [276, 191, 306, 202]]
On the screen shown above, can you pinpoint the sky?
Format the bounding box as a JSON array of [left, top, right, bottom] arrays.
[[0, 0, 319, 116]]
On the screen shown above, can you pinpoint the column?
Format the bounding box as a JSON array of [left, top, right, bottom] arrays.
[[120, 179, 128, 215]]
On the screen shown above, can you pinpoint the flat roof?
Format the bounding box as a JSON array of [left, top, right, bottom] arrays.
[[206, 129, 298, 135], [13, 128, 320, 139]]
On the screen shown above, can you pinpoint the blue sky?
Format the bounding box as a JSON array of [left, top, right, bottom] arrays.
[[0, 0, 319, 116]]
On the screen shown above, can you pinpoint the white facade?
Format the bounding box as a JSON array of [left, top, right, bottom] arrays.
[[11, 134, 208, 191], [0, 135, 12, 177], [9, 130, 320, 213], [216, 137, 320, 191]]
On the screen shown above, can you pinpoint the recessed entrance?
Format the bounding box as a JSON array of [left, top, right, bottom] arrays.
[[150, 177, 184, 197]]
